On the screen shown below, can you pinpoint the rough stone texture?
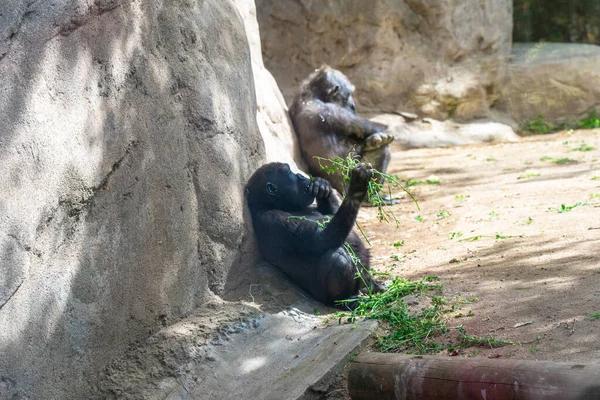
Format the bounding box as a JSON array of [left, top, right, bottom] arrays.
[[371, 114, 519, 148], [233, 0, 305, 171], [0, 1, 264, 398], [95, 296, 376, 400], [256, 0, 513, 121], [497, 43, 600, 124]]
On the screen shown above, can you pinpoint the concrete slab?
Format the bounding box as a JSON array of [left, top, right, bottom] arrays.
[[95, 298, 377, 400], [187, 311, 377, 400]]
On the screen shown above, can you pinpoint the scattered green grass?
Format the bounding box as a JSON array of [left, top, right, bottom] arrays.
[[454, 326, 512, 349], [448, 232, 463, 240], [489, 211, 500, 218], [572, 143, 596, 152], [458, 233, 512, 242], [455, 194, 468, 201], [577, 110, 600, 129], [523, 115, 556, 134], [486, 157, 496, 162], [334, 278, 511, 354], [392, 241, 405, 247], [437, 211, 451, 219], [591, 193, 600, 199], [592, 176, 599, 181], [523, 111, 600, 134], [390, 254, 405, 262], [554, 157, 577, 165], [586, 312, 600, 321], [515, 287, 532, 291], [315, 151, 419, 230], [549, 202, 586, 213], [524, 217, 534, 225], [414, 215, 424, 223], [529, 346, 541, 354], [540, 156, 554, 161], [518, 172, 540, 179], [406, 176, 440, 187]]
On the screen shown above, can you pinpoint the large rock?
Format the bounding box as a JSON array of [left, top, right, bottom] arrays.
[[233, 0, 305, 170], [496, 43, 600, 124], [0, 0, 264, 398], [371, 114, 518, 148], [256, 0, 513, 121]]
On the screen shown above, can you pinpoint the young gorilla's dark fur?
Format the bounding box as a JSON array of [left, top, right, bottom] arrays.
[[246, 162, 382, 305], [289, 65, 393, 193]]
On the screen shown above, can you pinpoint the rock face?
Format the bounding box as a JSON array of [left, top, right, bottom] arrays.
[[0, 0, 265, 398], [497, 43, 600, 123], [256, 0, 513, 121], [233, 0, 305, 171]]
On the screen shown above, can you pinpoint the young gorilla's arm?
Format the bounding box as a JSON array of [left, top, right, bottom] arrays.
[[309, 163, 372, 253], [306, 101, 387, 140]]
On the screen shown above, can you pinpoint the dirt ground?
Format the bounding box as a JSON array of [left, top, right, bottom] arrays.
[[358, 128, 600, 363]]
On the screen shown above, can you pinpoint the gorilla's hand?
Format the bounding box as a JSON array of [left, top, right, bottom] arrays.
[[348, 163, 374, 200], [364, 132, 394, 151], [307, 177, 332, 199]]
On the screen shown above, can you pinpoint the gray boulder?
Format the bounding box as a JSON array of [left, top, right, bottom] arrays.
[[0, 0, 264, 398], [497, 43, 600, 124], [256, 0, 513, 121], [372, 114, 518, 148]]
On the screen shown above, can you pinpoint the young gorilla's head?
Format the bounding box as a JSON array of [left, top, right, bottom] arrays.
[[246, 163, 315, 212], [307, 65, 356, 113]]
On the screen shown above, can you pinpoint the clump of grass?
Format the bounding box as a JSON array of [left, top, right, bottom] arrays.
[[549, 202, 586, 213], [586, 312, 600, 321], [540, 156, 554, 161], [437, 211, 451, 219], [448, 232, 463, 240], [554, 157, 577, 165], [406, 176, 440, 187], [392, 241, 405, 247], [572, 143, 596, 152], [577, 110, 600, 130], [518, 172, 540, 179], [454, 326, 512, 349], [458, 233, 512, 242], [315, 151, 419, 227], [334, 276, 449, 353], [523, 115, 556, 134]]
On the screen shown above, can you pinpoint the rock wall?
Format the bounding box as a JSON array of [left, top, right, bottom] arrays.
[[256, 0, 513, 121], [497, 43, 600, 123], [0, 0, 265, 398]]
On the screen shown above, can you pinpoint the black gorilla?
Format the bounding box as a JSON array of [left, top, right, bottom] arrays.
[[289, 65, 393, 193], [246, 162, 383, 305]]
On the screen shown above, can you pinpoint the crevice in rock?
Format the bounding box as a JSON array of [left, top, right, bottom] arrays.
[[0, 276, 24, 310], [38, 140, 139, 233]]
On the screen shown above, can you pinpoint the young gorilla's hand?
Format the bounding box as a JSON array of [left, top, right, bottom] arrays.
[[348, 162, 374, 201], [307, 177, 331, 199]]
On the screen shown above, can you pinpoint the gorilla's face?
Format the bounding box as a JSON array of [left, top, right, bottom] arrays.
[[247, 163, 315, 212]]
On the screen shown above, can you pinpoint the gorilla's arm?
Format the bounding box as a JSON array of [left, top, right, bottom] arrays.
[[305, 101, 387, 140], [292, 164, 372, 254]]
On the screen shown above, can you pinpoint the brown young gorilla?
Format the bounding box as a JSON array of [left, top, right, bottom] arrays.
[[289, 65, 394, 193], [246, 162, 384, 306]]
